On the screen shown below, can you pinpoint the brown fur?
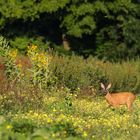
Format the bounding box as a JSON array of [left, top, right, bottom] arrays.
[[105, 92, 136, 111], [101, 83, 136, 111], [62, 34, 70, 51]]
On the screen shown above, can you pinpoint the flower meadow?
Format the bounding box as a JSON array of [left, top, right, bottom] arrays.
[[1, 94, 140, 140], [1, 37, 140, 140]]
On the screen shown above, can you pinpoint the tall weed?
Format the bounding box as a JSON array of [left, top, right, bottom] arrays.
[[50, 55, 140, 94]]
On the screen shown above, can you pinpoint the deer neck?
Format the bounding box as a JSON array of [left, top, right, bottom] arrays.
[[105, 92, 112, 101]]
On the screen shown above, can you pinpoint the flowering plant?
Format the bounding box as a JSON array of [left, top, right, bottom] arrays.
[[27, 44, 51, 90]]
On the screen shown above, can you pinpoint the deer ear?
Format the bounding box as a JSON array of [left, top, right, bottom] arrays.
[[100, 83, 105, 90], [106, 83, 112, 90]]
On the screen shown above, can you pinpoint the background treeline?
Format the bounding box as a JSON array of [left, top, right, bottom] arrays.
[[0, 0, 140, 61]]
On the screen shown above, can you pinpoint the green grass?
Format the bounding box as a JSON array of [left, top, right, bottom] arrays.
[[1, 43, 140, 140], [0, 90, 140, 140]]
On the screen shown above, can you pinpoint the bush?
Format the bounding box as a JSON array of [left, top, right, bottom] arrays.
[[0, 84, 44, 113], [49, 54, 140, 94], [50, 55, 106, 91], [99, 59, 140, 93], [12, 119, 37, 134], [10, 36, 49, 53]]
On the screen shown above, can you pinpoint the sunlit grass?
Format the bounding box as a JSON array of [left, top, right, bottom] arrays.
[[1, 93, 139, 140]]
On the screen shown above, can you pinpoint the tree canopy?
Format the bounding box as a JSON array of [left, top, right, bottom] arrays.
[[0, 0, 140, 61]]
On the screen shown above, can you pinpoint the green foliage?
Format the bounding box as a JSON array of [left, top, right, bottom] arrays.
[[12, 119, 37, 134], [29, 124, 79, 140], [0, 117, 26, 140], [1, 53, 140, 139], [0, 0, 69, 23], [0, 36, 51, 91], [1, 94, 140, 140], [0, 0, 140, 60], [49, 55, 140, 94], [0, 36, 20, 79], [27, 44, 51, 90], [1, 34, 140, 140], [95, 1, 140, 61], [101, 60, 140, 93], [61, 1, 107, 37], [123, 16, 140, 55], [50, 55, 106, 91], [0, 36, 10, 56], [0, 85, 44, 113], [10, 36, 49, 53]]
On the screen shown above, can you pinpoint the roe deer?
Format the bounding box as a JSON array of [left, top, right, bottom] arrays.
[[100, 83, 136, 111]]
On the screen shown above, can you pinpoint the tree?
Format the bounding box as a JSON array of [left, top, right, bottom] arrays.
[[0, 0, 139, 61], [95, 0, 140, 61]]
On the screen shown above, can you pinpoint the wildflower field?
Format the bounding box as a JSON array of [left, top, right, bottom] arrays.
[[1, 92, 140, 140], [1, 37, 140, 140]]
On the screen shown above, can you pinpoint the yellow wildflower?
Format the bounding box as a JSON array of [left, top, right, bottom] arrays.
[[8, 49, 17, 59], [53, 108, 57, 112], [82, 131, 88, 137], [17, 63, 22, 68], [47, 118, 52, 123], [31, 44, 38, 51], [6, 125, 12, 129]]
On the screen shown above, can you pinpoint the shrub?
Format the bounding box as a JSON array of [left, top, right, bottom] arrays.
[[98, 59, 140, 93], [0, 84, 44, 113], [50, 55, 106, 92], [12, 119, 37, 134], [49, 54, 140, 95], [10, 36, 49, 53], [27, 44, 51, 90]]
